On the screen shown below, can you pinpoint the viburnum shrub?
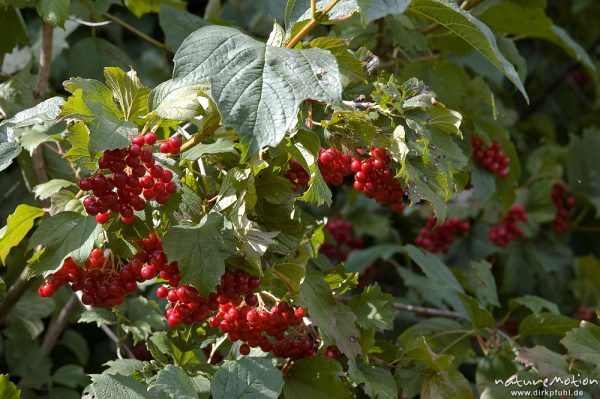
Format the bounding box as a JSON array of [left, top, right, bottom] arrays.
[[1, 1, 600, 399]]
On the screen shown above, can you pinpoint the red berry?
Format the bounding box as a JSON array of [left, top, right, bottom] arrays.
[[95, 212, 110, 224]]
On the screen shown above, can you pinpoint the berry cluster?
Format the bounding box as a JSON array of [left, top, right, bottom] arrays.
[[209, 299, 315, 359], [321, 218, 364, 262], [317, 148, 353, 185], [352, 148, 405, 212], [489, 204, 528, 246], [551, 183, 576, 233], [38, 249, 141, 307], [471, 138, 510, 178], [157, 135, 182, 155], [415, 216, 471, 253], [79, 132, 177, 224], [285, 159, 310, 191]]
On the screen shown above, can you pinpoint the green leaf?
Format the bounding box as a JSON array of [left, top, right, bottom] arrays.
[[125, 0, 185, 18], [285, 131, 332, 206], [309, 38, 364, 83], [508, 295, 560, 315], [404, 245, 464, 293], [53, 365, 89, 388], [0, 204, 45, 264], [7, 290, 55, 338], [471, 165, 495, 202], [159, 4, 209, 51], [162, 213, 235, 295], [211, 358, 284, 399], [458, 293, 494, 330], [0, 6, 28, 56], [347, 284, 397, 332], [102, 359, 144, 376], [171, 26, 342, 154], [33, 179, 76, 200], [8, 96, 65, 127], [120, 296, 165, 345], [63, 122, 95, 170], [407, 0, 528, 101], [345, 244, 404, 273], [516, 346, 569, 378], [283, 356, 351, 399], [560, 321, 600, 366], [78, 308, 116, 326], [356, 0, 410, 24], [299, 268, 361, 357], [468, 260, 499, 308], [421, 368, 474, 399], [88, 116, 137, 153], [68, 38, 133, 82], [85, 374, 167, 399], [519, 313, 579, 338], [148, 79, 204, 121], [566, 128, 600, 216], [5, 328, 52, 384], [347, 360, 397, 399], [103, 67, 149, 122], [0, 141, 21, 172], [477, 0, 596, 78], [28, 212, 103, 275], [36, 0, 70, 27], [58, 330, 90, 365], [0, 278, 5, 299], [403, 245, 466, 315], [0, 375, 20, 399], [148, 365, 210, 399]]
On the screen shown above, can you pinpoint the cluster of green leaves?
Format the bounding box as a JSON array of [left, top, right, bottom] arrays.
[[1, 0, 600, 398]]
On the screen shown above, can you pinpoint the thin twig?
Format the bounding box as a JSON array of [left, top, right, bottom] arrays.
[[104, 12, 168, 51], [41, 294, 80, 354], [0, 268, 33, 326], [179, 119, 221, 153], [393, 302, 463, 318], [286, 0, 341, 49]]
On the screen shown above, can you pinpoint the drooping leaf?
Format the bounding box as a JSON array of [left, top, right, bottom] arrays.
[[458, 293, 494, 330], [283, 356, 351, 399], [298, 268, 361, 357], [516, 346, 569, 378], [0, 6, 28, 55], [162, 213, 235, 295], [28, 212, 103, 275], [171, 26, 342, 154], [407, 0, 528, 101], [211, 358, 284, 399], [0, 204, 45, 264], [566, 128, 600, 215], [477, 0, 596, 78]]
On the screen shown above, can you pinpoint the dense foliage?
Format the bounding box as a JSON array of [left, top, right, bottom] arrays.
[[1, 0, 600, 398]]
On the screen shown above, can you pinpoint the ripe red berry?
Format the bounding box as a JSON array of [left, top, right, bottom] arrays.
[[239, 343, 251, 355], [144, 132, 157, 145], [95, 212, 110, 224], [159, 142, 172, 154]]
